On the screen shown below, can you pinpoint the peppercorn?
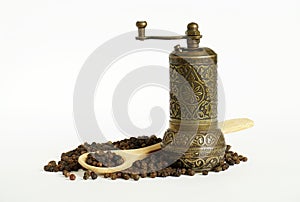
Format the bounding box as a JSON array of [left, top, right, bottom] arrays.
[[149, 172, 157, 178], [187, 169, 195, 176], [140, 172, 147, 178], [63, 170, 70, 178], [43, 165, 49, 171], [116, 172, 122, 178], [48, 160, 56, 166], [202, 170, 208, 175], [69, 174, 76, 180], [111, 173, 117, 180], [228, 159, 235, 165], [214, 166, 222, 172], [91, 172, 98, 180], [222, 164, 229, 171], [83, 171, 90, 180], [104, 173, 111, 178], [132, 174, 140, 181], [122, 173, 130, 180]]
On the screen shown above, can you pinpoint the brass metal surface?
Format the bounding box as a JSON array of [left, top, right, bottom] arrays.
[[162, 46, 225, 171], [136, 21, 147, 28], [168, 49, 218, 121], [135, 21, 226, 171]]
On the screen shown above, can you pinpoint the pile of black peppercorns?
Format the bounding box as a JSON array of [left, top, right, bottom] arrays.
[[44, 135, 247, 181], [86, 150, 124, 168]]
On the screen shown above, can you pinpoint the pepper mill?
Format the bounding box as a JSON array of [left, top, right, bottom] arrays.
[[136, 21, 226, 171]]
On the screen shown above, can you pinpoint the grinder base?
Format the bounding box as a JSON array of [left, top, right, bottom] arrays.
[[162, 128, 226, 172]]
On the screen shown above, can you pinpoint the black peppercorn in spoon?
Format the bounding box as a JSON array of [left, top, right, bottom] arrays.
[[78, 118, 254, 174]]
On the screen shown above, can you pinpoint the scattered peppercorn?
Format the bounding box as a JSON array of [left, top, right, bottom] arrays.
[[131, 174, 140, 181], [149, 172, 157, 178], [214, 166, 223, 172], [83, 171, 91, 180], [69, 174, 76, 180], [122, 173, 130, 180], [63, 170, 70, 178], [187, 169, 195, 176], [104, 173, 111, 178], [91, 172, 98, 180], [110, 173, 117, 180], [202, 170, 208, 175]]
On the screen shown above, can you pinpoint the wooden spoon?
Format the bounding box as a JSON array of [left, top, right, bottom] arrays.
[[78, 118, 254, 174]]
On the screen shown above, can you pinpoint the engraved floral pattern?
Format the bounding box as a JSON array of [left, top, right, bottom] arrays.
[[169, 57, 217, 120]]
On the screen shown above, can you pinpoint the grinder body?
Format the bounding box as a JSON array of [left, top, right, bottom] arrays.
[[162, 47, 226, 171]]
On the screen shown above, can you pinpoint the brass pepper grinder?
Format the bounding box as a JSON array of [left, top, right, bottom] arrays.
[[136, 21, 226, 172]]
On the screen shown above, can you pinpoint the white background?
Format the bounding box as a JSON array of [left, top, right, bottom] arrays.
[[1, 0, 300, 202]]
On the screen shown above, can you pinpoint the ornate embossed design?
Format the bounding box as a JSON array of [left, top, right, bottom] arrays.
[[163, 128, 194, 148], [163, 129, 225, 149], [191, 130, 224, 147], [162, 122, 226, 171], [169, 56, 218, 120], [180, 158, 205, 168], [162, 129, 175, 145], [193, 135, 204, 146], [162, 52, 226, 172], [178, 156, 223, 171]]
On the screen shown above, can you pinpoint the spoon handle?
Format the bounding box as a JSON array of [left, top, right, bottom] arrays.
[[220, 118, 254, 134], [132, 141, 162, 154]]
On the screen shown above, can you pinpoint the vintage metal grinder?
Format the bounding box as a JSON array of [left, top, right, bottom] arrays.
[[136, 21, 226, 172]]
